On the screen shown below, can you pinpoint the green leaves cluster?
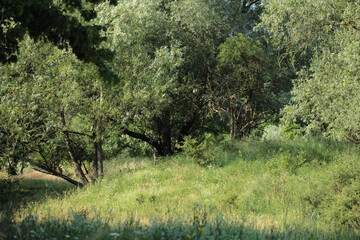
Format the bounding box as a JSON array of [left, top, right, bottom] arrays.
[[260, 0, 360, 143], [0, 0, 115, 65], [215, 33, 284, 139], [0, 36, 106, 184], [95, 0, 241, 155], [0, 0, 311, 181]]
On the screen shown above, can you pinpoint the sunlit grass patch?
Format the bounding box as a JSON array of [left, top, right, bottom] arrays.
[[2, 138, 360, 239]]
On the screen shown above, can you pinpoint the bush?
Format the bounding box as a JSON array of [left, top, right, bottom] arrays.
[[177, 134, 223, 166], [300, 156, 360, 227], [262, 125, 283, 141], [281, 123, 303, 140], [266, 148, 308, 174]]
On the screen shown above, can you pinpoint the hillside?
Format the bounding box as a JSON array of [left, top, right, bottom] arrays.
[[1, 138, 359, 239]]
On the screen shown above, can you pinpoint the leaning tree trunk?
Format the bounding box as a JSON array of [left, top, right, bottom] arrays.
[[27, 156, 84, 187], [60, 108, 89, 185]]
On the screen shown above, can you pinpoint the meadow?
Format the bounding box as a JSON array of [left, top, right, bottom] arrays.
[[1, 137, 360, 239]]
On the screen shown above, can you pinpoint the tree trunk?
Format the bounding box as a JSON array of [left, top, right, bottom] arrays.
[[96, 140, 104, 178], [229, 111, 234, 141], [63, 132, 89, 184], [153, 148, 159, 162], [27, 157, 83, 187], [33, 166, 83, 187], [159, 130, 172, 155], [60, 108, 89, 184], [177, 109, 198, 147], [7, 158, 18, 175], [92, 141, 98, 179], [155, 110, 173, 156], [96, 89, 104, 179]]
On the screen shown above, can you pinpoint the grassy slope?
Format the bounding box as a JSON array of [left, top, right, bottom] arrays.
[[2, 138, 360, 239]]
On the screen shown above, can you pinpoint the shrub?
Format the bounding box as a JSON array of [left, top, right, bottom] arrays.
[[266, 148, 308, 174], [177, 134, 223, 166], [281, 123, 303, 140], [300, 156, 360, 227]]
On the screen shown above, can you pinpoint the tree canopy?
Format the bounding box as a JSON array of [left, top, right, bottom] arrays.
[[259, 0, 360, 143], [1, 0, 358, 184], [0, 0, 115, 65]]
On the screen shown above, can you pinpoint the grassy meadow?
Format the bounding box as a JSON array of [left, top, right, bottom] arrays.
[[1, 137, 360, 239]]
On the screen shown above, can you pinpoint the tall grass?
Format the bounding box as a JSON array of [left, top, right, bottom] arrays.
[[1, 137, 360, 239]]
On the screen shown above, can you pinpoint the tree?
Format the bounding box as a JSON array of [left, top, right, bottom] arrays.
[[259, 0, 360, 143], [0, 37, 108, 185], [214, 33, 284, 140], [96, 0, 233, 156], [0, 0, 115, 77]]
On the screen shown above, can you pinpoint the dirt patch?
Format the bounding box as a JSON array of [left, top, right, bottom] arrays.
[[18, 171, 64, 181]]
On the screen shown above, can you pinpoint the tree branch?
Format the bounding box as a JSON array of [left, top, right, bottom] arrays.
[[63, 130, 94, 139], [28, 158, 83, 187], [345, 134, 360, 144]]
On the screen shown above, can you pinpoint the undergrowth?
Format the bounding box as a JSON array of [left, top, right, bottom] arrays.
[[1, 137, 360, 239]]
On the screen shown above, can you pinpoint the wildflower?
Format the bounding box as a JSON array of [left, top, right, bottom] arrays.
[[297, 216, 301, 219], [198, 227, 205, 232], [186, 234, 191, 238], [65, 235, 70, 238]]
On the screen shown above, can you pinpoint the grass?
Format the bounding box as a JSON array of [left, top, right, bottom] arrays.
[[1, 137, 360, 239], [0, 170, 74, 237]]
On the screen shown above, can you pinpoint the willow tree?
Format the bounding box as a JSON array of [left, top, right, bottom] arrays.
[[0, 0, 116, 68], [0, 37, 108, 185], [95, 0, 229, 156], [214, 34, 283, 140], [259, 0, 360, 143]]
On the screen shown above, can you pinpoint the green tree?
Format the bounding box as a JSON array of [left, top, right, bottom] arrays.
[[0, 37, 108, 185], [259, 0, 360, 143], [214, 34, 284, 140], [0, 0, 116, 62], [0, 0, 116, 80], [96, 0, 232, 156]]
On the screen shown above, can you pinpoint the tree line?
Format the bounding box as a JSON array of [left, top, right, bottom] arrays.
[[0, 0, 359, 186]]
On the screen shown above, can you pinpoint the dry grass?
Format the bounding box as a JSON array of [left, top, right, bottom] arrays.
[[18, 170, 64, 180], [0, 168, 64, 181]]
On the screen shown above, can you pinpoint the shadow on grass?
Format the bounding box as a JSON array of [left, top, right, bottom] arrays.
[[0, 176, 75, 235], [1, 212, 359, 240]]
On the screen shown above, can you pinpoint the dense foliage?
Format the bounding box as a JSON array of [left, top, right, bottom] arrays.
[[214, 33, 285, 139], [258, 0, 360, 142], [1, 1, 360, 238], [0, 0, 359, 188], [0, 37, 113, 185], [0, 0, 116, 64]]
